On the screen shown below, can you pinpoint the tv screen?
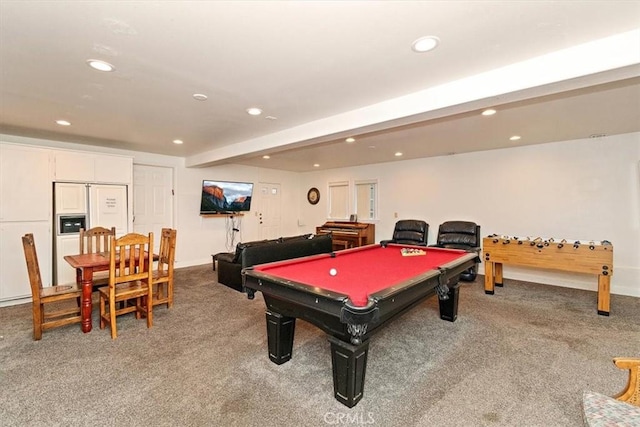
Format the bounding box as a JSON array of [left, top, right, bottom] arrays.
[[200, 180, 254, 214]]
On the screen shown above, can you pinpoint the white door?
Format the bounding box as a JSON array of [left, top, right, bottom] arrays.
[[88, 184, 128, 236], [132, 165, 173, 252], [258, 182, 282, 240]]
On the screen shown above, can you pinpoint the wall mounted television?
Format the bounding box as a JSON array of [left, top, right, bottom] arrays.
[[200, 180, 254, 214]]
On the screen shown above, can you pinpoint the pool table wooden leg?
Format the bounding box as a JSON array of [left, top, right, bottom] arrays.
[[438, 285, 460, 322], [266, 311, 296, 365], [328, 336, 369, 408]]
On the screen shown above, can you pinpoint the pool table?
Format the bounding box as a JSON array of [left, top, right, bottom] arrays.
[[243, 243, 479, 407]]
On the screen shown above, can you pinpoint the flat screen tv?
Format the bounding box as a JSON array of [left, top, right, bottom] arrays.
[[200, 180, 254, 214]]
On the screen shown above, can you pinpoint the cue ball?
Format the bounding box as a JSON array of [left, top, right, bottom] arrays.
[[329, 268, 337, 276]]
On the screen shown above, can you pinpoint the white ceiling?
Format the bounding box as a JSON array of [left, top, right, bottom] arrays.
[[1, 1, 639, 172]]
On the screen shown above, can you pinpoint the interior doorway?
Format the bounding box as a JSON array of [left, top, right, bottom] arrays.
[[257, 182, 282, 240], [132, 164, 174, 252]]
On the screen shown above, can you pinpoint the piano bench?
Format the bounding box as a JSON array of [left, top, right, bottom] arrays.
[[332, 240, 352, 250]]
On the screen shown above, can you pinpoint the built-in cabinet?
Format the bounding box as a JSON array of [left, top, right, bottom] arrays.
[[0, 144, 52, 222], [54, 151, 132, 183], [0, 141, 133, 305], [0, 144, 53, 301], [0, 221, 51, 300]]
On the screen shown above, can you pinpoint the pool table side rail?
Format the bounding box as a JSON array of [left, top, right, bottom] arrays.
[[245, 267, 447, 331], [243, 265, 454, 344], [243, 248, 349, 271], [242, 250, 479, 327], [244, 268, 351, 302], [368, 251, 479, 302], [243, 250, 478, 308], [243, 270, 366, 343]]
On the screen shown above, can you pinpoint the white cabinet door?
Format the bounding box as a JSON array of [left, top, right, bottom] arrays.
[[95, 155, 132, 184], [54, 151, 95, 182], [54, 183, 87, 214], [54, 151, 132, 184], [54, 234, 80, 285], [0, 221, 51, 302], [0, 144, 52, 221]]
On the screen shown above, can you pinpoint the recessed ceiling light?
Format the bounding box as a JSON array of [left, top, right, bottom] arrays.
[[395, 152, 403, 157], [509, 135, 521, 141], [172, 139, 183, 145], [246, 107, 262, 116], [86, 59, 115, 72], [262, 155, 270, 159], [368, 145, 376, 149], [55, 120, 71, 126], [411, 36, 440, 53], [313, 164, 320, 168], [193, 93, 208, 101], [482, 109, 497, 116], [345, 137, 356, 143]]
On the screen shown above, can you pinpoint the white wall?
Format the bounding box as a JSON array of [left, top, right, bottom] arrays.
[[172, 163, 301, 267], [297, 132, 640, 297], [0, 134, 302, 272], [4, 132, 638, 297]]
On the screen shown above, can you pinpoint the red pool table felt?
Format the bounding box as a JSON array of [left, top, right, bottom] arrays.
[[253, 245, 467, 307]]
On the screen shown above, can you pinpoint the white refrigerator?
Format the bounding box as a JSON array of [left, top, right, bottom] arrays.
[[53, 183, 129, 285]]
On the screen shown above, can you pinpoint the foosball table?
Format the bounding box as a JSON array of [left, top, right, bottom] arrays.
[[483, 235, 614, 315]]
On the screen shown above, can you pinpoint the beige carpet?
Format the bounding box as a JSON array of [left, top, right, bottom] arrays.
[[1, 264, 638, 426]]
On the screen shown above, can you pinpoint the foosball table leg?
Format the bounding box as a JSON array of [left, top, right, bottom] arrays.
[[484, 261, 495, 295], [597, 274, 611, 316], [495, 263, 503, 287]]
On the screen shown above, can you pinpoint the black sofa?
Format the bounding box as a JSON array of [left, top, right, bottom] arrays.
[[216, 233, 333, 292]]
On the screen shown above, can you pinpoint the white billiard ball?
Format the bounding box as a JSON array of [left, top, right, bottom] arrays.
[[329, 268, 337, 276]]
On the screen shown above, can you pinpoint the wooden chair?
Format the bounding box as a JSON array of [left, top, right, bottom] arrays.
[[79, 226, 116, 289], [22, 233, 82, 340], [152, 228, 177, 309], [99, 232, 154, 339], [582, 357, 640, 425], [614, 357, 640, 406]]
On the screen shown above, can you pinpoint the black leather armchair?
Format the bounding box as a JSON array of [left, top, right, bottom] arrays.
[[380, 219, 429, 246], [430, 220, 481, 281]]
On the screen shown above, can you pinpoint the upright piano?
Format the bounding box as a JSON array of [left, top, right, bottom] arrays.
[[315, 221, 376, 251]]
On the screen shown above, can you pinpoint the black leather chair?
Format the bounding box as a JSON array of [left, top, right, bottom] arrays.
[[430, 220, 481, 281], [380, 219, 429, 246]]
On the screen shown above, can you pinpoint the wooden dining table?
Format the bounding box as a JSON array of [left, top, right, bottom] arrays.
[[64, 250, 157, 333]]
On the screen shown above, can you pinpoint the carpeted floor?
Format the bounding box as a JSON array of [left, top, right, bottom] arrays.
[[1, 264, 638, 426]]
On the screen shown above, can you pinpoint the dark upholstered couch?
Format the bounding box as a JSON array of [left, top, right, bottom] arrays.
[[216, 233, 333, 292]]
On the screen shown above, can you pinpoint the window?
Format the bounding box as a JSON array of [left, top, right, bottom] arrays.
[[327, 180, 378, 221], [328, 181, 349, 219], [355, 180, 377, 220]]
